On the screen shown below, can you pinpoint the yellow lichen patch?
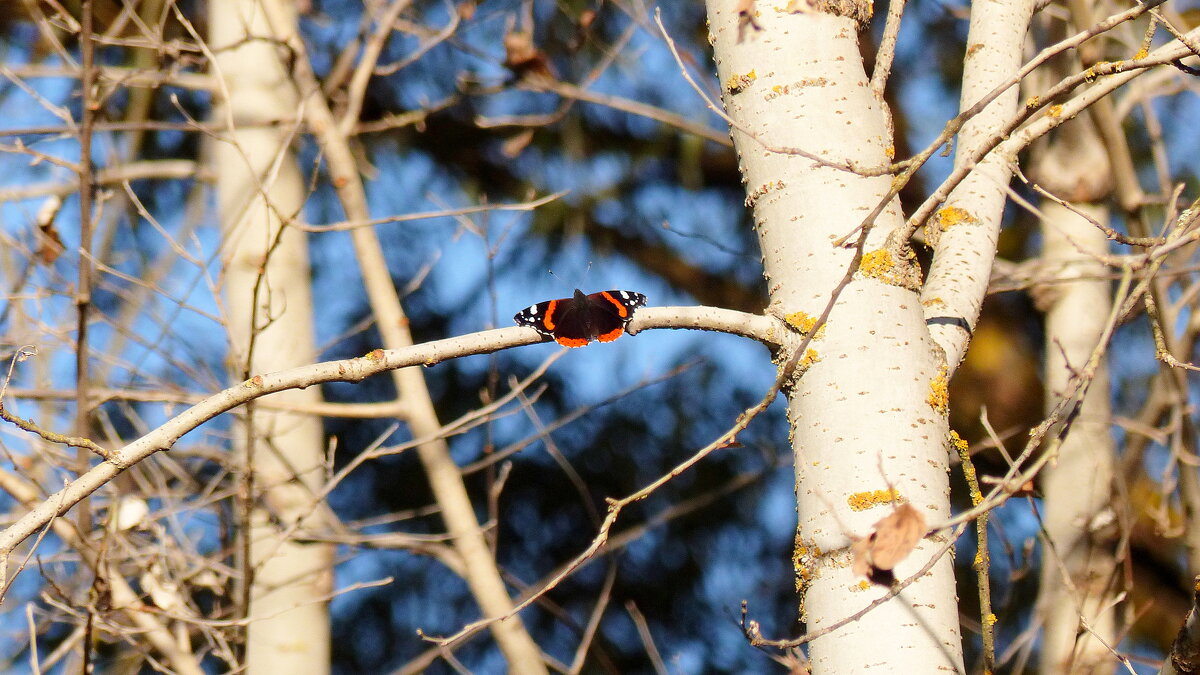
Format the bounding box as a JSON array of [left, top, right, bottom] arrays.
[[927, 365, 949, 415], [847, 488, 903, 511], [933, 206, 978, 231], [784, 311, 826, 339], [966, 43, 984, 58], [726, 69, 757, 94], [798, 348, 820, 372], [780, 347, 821, 386], [854, 579, 871, 591], [949, 429, 969, 455], [954, 429, 984, 506], [793, 537, 821, 594], [1082, 61, 1118, 83], [1046, 104, 1064, 118], [1024, 96, 1040, 110], [859, 248, 895, 278], [1134, 47, 1149, 60], [792, 535, 820, 619], [858, 248, 918, 288], [922, 296, 946, 307], [885, 144, 895, 160]]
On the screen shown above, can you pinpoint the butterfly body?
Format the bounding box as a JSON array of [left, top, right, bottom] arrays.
[[514, 289, 647, 347]]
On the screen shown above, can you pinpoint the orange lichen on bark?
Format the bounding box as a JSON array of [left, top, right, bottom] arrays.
[[847, 488, 903, 511], [798, 348, 820, 371], [933, 206, 978, 231], [726, 69, 756, 93], [1083, 61, 1120, 82], [859, 247, 920, 289], [952, 430, 976, 506], [927, 365, 949, 414], [784, 311, 826, 339], [858, 248, 895, 279], [793, 536, 822, 595]]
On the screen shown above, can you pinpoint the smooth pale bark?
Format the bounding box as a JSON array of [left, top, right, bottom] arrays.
[[1026, 28, 1120, 670], [1038, 200, 1117, 674], [210, 1, 332, 673], [922, 0, 1037, 371], [707, 5, 963, 672], [250, 2, 547, 669]]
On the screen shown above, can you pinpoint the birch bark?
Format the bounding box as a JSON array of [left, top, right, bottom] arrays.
[[210, 1, 332, 672], [707, 3, 964, 670], [922, 0, 1037, 371], [1037, 200, 1118, 674]]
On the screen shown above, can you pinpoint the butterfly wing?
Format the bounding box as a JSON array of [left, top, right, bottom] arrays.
[[514, 290, 647, 347], [589, 291, 647, 342]]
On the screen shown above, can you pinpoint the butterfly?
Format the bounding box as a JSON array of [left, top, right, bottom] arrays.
[[514, 289, 647, 347]]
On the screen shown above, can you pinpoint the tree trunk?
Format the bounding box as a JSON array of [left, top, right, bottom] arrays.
[[1027, 25, 1120, 671], [210, 1, 332, 672], [1037, 200, 1118, 674], [707, 4, 964, 671]]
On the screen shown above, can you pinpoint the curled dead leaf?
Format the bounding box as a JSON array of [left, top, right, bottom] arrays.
[[35, 196, 65, 265], [504, 31, 556, 80], [851, 502, 927, 582]]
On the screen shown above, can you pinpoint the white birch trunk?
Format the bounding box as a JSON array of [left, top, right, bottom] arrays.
[[707, 4, 963, 671], [1038, 200, 1118, 674], [246, 2, 548, 670], [210, 1, 332, 672], [1025, 36, 1120, 669], [922, 0, 1037, 370]]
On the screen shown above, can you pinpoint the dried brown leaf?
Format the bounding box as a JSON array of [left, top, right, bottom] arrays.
[[850, 535, 872, 577], [504, 31, 556, 80], [870, 502, 926, 570], [35, 196, 65, 265], [852, 502, 927, 579]]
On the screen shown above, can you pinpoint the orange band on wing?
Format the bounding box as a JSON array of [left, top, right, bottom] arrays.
[[598, 291, 630, 317], [542, 299, 560, 329], [555, 336, 590, 348], [596, 327, 625, 342]]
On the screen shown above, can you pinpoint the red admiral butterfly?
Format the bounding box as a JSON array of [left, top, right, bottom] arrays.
[[514, 289, 647, 348]]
